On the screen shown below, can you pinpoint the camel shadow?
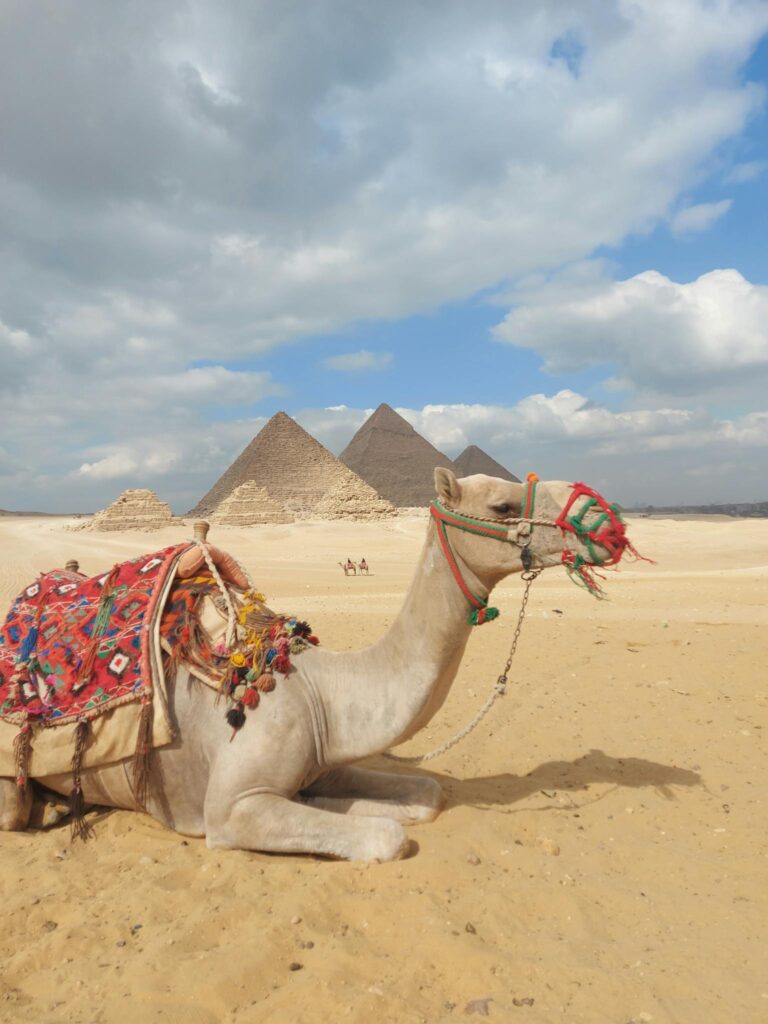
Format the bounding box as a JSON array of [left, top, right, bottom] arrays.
[[421, 748, 702, 812]]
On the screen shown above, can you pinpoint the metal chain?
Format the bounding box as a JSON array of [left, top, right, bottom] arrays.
[[384, 568, 541, 764]]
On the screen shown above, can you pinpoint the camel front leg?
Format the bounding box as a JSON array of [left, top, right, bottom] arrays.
[[204, 790, 410, 861], [302, 766, 445, 824], [0, 778, 32, 831]]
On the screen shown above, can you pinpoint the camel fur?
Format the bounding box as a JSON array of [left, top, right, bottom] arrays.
[[0, 470, 623, 860]]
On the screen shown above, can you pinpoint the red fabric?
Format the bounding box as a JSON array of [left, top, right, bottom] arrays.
[[0, 544, 189, 726]]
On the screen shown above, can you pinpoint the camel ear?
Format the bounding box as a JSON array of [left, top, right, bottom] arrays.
[[434, 467, 462, 506]]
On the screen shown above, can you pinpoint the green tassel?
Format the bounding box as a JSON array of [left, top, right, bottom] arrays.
[[468, 605, 500, 626]]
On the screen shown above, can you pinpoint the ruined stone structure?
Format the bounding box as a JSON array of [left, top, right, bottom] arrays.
[[210, 482, 294, 526], [78, 489, 174, 531]]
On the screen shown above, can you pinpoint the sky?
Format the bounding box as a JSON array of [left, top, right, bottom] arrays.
[[1, 0, 768, 512]]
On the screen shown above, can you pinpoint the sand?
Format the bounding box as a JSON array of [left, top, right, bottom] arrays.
[[0, 513, 766, 1024]]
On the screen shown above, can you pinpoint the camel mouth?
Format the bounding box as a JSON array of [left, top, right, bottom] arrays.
[[557, 483, 648, 596]]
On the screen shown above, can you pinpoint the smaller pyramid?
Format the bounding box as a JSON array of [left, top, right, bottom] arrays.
[[340, 403, 455, 507], [313, 477, 396, 520], [210, 482, 294, 526], [79, 489, 173, 531], [453, 445, 520, 483]]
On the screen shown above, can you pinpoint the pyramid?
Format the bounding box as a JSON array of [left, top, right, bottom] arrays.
[[339, 403, 455, 507], [313, 476, 395, 520], [78, 489, 173, 531], [191, 412, 395, 519], [210, 482, 294, 526], [453, 445, 520, 483]]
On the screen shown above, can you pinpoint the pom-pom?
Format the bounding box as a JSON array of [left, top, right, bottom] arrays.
[[295, 620, 312, 638], [230, 651, 246, 667], [469, 605, 500, 626], [273, 654, 291, 674], [242, 688, 260, 709], [254, 672, 276, 692], [265, 648, 277, 666], [226, 704, 246, 730], [308, 635, 320, 646]]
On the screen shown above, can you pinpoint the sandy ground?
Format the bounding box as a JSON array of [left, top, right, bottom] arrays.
[[0, 513, 766, 1024]]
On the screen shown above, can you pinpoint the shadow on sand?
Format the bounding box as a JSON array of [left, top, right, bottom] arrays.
[[393, 748, 702, 813]]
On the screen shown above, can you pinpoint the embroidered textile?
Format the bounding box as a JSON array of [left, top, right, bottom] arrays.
[[0, 544, 188, 727]]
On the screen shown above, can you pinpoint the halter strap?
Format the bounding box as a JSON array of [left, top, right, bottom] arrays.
[[429, 477, 540, 626]]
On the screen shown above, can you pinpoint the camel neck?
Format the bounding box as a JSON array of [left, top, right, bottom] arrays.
[[314, 520, 488, 765]]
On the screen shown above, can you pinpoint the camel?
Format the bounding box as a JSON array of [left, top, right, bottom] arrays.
[[338, 559, 356, 576], [0, 470, 635, 861], [358, 559, 369, 575]]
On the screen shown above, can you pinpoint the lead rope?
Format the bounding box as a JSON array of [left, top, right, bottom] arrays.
[[192, 538, 255, 650], [384, 568, 541, 764]]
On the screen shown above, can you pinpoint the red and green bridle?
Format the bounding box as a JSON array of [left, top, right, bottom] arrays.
[[431, 477, 643, 625]]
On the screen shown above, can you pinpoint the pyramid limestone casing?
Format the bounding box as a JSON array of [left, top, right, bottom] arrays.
[[210, 482, 294, 526], [192, 412, 393, 520], [340, 403, 455, 507], [79, 489, 173, 532], [452, 445, 520, 483]]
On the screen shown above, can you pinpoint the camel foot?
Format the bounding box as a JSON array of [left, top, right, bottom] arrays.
[[303, 767, 445, 824]]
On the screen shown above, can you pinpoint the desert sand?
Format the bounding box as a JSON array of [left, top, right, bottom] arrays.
[[0, 512, 766, 1024]]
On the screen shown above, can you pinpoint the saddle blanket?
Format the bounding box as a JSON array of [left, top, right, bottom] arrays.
[[0, 544, 189, 778]]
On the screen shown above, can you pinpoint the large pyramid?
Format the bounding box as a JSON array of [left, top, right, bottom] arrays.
[[210, 482, 294, 526], [77, 489, 174, 531], [339, 403, 455, 507], [191, 412, 395, 519], [453, 445, 520, 483]]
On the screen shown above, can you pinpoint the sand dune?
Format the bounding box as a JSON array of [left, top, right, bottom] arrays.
[[0, 514, 766, 1023]]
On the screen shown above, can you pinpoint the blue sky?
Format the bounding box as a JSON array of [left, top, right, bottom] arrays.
[[1, 2, 768, 511]]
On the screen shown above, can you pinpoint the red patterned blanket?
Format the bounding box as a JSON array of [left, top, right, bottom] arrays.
[[0, 544, 189, 830]]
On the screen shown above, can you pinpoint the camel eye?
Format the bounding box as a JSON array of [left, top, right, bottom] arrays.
[[491, 502, 513, 516]]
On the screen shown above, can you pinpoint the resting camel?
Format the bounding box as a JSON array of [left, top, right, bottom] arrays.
[[0, 469, 634, 860]]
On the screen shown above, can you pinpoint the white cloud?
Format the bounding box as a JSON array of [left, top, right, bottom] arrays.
[[322, 350, 393, 372], [493, 267, 768, 396], [670, 198, 732, 235], [725, 160, 766, 183]]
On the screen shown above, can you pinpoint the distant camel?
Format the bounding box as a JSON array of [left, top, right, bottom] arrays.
[[338, 559, 356, 576], [358, 559, 369, 575]]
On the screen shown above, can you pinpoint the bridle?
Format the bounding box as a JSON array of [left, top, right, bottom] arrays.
[[430, 475, 639, 624]]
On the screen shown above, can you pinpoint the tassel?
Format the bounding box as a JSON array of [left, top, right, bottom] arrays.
[[226, 702, 246, 737], [308, 636, 320, 646], [254, 672, 276, 692], [13, 720, 33, 794], [469, 605, 500, 626], [273, 654, 290, 674], [70, 718, 93, 841], [131, 698, 154, 810], [242, 688, 260, 709]]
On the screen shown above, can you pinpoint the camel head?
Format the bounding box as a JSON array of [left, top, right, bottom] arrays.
[[433, 468, 640, 612]]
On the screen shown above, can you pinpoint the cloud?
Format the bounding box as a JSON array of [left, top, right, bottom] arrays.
[[670, 198, 732, 235], [322, 350, 393, 372], [1, 2, 767, 509], [725, 160, 766, 183], [493, 266, 768, 396], [300, 394, 768, 506]]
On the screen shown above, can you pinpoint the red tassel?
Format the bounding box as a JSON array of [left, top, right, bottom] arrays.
[[242, 688, 260, 709], [273, 654, 290, 674], [308, 636, 320, 646]]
